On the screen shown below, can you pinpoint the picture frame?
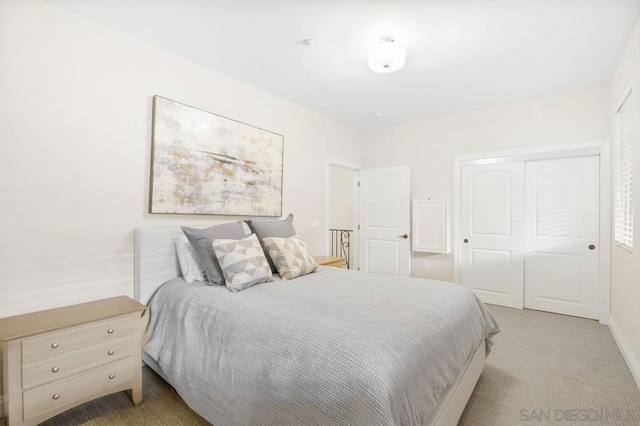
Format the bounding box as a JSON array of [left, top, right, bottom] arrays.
[[149, 96, 284, 216]]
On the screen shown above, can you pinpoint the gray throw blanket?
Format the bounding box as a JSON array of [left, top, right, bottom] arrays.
[[144, 267, 499, 425]]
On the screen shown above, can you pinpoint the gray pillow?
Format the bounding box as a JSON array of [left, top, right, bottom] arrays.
[[182, 221, 250, 285], [246, 213, 296, 273]]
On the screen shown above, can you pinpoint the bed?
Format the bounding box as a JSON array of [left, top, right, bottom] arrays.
[[135, 226, 499, 426]]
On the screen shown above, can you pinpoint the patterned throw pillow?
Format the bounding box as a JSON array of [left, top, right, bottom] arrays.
[[212, 234, 272, 292], [246, 214, 296, 274], [262, 235, 318, 280], [182, 221, 251, 285]]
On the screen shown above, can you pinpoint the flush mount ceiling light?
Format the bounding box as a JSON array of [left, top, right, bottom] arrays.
[[368, 35, 406, 73]]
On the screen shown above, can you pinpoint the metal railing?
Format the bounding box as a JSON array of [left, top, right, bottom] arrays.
[[329, 229, 352, 269]]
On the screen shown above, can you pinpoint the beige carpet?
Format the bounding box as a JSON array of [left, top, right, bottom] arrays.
[[2, 305, 639, 425], [460, 306, 640, 425]]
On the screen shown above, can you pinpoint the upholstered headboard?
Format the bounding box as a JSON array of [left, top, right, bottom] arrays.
[[134, 227, 182, 305]]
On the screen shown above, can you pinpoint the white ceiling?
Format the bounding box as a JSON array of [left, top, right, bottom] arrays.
[[49, 0, 640, 130]]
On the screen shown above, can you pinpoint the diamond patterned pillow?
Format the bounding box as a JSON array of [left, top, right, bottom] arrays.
[[262, 235, 318, 280], [212, 234, 272, 292]]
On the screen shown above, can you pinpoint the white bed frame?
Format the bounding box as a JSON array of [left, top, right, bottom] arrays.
[[134, 226, 486, 426]]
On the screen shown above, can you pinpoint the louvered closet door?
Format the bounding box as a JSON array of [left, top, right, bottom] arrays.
[[524, 156, 600, 319], [460, 162, 525, 308]]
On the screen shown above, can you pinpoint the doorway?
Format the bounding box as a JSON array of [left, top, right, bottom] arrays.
[[325, 161, 412, 276], [325, 160, 360, 269]]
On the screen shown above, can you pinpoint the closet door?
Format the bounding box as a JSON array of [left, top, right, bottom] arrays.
[[524, 156, 600, 319], [460, 162, 525, 308]]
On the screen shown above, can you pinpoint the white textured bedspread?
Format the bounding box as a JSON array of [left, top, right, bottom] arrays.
[[144, 267, 499, 426]]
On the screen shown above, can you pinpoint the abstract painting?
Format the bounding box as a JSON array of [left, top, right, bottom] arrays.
[[150, 96, 284, 216]]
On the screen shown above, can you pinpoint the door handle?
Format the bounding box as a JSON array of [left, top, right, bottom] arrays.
[[588, 244, 596, 250], [463, 239, 469, 244], [397, 234, 408, 239]]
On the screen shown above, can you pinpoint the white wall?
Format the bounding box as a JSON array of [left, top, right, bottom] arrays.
[[610, 18, 640, 383], [328, 165, 355, 231], [363, 85, 611, 282], [0, 0, 364, 318]]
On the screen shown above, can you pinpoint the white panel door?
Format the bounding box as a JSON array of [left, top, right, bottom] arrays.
[[358, 166, 411, 276], [460, 162, 525, 308], [524, 156, 600, 319]]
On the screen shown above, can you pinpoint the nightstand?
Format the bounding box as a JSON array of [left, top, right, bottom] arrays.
[[314, 256, 345, 268], [1, 296, 146, 426]]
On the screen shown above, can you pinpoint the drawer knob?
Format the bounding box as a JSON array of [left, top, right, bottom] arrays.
[[108, 350, 115, 356], [52, 367, 59, 373], [51, 343, 59, 349], [109, 374, 115, 380], [52, 394, 60, 400], [107, 328, 114, 334]]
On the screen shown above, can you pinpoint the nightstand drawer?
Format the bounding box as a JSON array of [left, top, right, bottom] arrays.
[[22, 335, 134, 388], [22, 316, 132, 363], [22, 357, 133, 421]]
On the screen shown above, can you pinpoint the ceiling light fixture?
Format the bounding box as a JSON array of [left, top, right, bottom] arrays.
[[368, 35, 406, 73]]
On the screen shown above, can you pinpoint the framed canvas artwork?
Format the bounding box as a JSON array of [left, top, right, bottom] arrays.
[[150, 96, 284, 216]]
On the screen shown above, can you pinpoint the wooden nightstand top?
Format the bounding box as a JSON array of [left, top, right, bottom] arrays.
[[314, 256, 344, 268], [0, 296, 146, 342]]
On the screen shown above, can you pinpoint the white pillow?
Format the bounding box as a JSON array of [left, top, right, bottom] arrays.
[[173, 234, 207, 282]]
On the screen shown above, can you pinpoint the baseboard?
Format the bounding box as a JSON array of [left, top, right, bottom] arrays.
[[609, 316, 640, 391]]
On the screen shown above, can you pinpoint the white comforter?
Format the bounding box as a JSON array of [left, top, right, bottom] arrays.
[[144, 267, 499, 426]]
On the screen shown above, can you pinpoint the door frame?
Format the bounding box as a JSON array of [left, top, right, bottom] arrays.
[[324, 158, 361, 270], [453, 139, 611, 324]]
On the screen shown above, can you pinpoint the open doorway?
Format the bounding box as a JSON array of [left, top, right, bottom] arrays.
[[325, 160, 360, 270]]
